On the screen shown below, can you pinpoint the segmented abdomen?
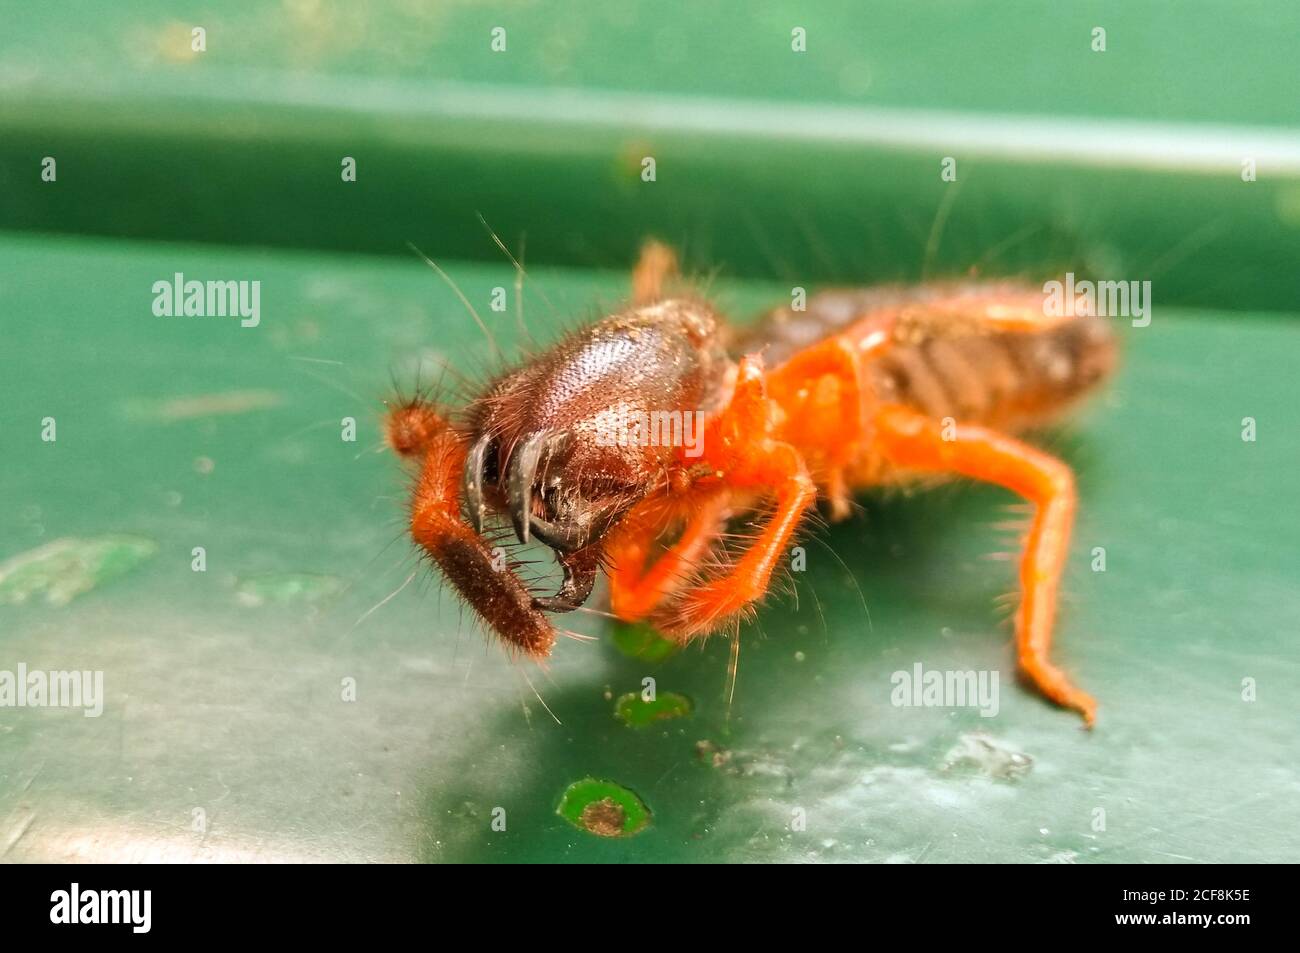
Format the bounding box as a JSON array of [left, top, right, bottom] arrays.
[[741, 282, 1118, 432]]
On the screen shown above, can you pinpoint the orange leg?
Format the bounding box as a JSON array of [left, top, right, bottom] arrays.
[[655, 444, 815, 638], [606, 492, 731, 620], [765, 335, 865, 521], [824, 468, 852, 521], [631, 239, 679, 304], [873, 404, 1097, 726], [652, 358, 818, 638]]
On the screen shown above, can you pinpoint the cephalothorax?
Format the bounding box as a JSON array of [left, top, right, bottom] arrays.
[[387, 244, 1117, 724]]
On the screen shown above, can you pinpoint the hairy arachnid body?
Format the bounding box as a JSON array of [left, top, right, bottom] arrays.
[[387, 244, 1117, 725]]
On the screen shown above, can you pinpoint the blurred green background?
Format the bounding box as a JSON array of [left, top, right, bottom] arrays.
[[0, 2, 1296, 862]]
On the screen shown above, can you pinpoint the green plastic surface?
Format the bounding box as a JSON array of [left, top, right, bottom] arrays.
[[0, 2, 1297, 864], [3, 2, 1300, 309], [1, 234, 1296, 863]]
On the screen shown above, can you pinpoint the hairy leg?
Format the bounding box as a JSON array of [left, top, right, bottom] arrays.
[[873, 403, 1096, 725], [765, 335, 866, 521], [653, 444, 816, 637], [385, 397, 447, 459], [651, 357, 818, 638], [631, 239, 680, 304], [606, 492, 731, 620]]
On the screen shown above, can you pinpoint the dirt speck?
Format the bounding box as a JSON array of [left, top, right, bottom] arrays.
[[942, 732, 1033, 780], [695, 739, 733, 768]]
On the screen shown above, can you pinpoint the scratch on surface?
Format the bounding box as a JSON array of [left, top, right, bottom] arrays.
[[123, 390, 283, 422], [20, 759, 45, 793], [1, 808, 37, 858], [1146, 848, 1201, 862]]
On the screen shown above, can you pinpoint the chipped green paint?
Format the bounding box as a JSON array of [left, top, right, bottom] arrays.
[[556, 778, 651, 838], [610, 620, 679, 663], [614, 691, 693, 728], [235, 572, 343, 607], [0, 535, 157, 607]]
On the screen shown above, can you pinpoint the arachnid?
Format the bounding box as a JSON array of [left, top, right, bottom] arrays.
[[386, 243, 1117, 725]]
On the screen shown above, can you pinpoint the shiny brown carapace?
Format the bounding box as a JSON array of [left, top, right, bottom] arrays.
[[387, 243, 1117, 725]]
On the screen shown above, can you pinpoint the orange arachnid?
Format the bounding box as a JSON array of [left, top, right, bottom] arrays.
[[387, 243, 1117, 726]]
